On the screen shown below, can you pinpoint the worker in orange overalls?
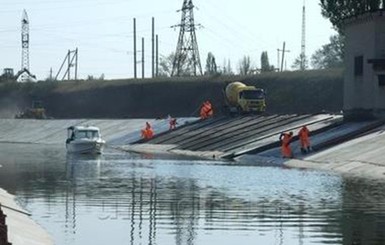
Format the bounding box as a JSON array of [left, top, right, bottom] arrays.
[[298, 125, 311, 154], [200, 101, 214, 119], [141, 122, 154, 140], [169, 116, 177, 130], [279, 131, 293, 158], [205, 101, 213, 117]]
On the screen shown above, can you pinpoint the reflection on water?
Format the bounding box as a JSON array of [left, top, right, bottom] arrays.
[[0, 143, 385, 245]]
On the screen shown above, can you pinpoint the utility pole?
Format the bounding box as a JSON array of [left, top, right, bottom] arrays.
[[278, 42, 290, 72], [142, 37, 145, 79], [75, 47, 78, 80], [171, 0, 202, 76], [67, 49, 71, 80], [152, 17, 155, 78], [156, 34, 159, 77], [49, 67, 53, 81], [133, 18, 137, 79], [277, 49, 280, 71], [300, 0, 307, 70]]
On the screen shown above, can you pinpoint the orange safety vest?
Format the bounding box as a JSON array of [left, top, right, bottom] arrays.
[[141, 123, 154, 140], [146, 128, 154, 139], [280, 133, 293, 158], [298, 126, 310, 149]]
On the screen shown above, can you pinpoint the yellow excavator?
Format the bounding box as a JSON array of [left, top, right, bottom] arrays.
[[15, 101, 47, 119]]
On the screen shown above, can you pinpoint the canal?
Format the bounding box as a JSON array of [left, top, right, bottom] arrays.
[[0, 143, 384, 245]]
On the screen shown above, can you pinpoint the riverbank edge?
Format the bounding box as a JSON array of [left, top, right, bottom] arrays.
[[0, 188, 54, 245], [237, 155, 385, 181], [119, 144, 385, 181]]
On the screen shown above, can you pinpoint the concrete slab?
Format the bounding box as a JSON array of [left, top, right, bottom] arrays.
[[236, 125, 385, 180], [0, 118, 198, 146], [0, 189, 53, 245], [307, 126, 385, 166]]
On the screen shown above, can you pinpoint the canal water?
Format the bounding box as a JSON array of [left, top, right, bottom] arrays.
[[0, 143, 385, 245]]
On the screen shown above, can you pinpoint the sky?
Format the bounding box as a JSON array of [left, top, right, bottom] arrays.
[[0, 0, 336, 80]]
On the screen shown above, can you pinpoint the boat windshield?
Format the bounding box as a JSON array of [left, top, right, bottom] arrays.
[[240, 90, 265, 100], [75, 130, 100, 139]]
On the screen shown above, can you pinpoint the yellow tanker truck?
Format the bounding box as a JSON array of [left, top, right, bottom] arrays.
[[224, 81, 266, 114]]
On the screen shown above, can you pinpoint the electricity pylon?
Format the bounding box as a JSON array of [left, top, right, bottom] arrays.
[[171, 0, 202, 77]]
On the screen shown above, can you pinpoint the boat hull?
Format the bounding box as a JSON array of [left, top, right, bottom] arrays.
[[66, 140, 105, 154]]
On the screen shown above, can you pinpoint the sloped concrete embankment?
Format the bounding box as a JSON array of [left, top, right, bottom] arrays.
[[238, 123, 385, 181], [0, 118, 196, 145]]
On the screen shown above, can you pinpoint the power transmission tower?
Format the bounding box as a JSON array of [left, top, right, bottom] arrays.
[[17, 9, 36, 82], [171, 0, 202, 77], [300, 0, 307, 70]]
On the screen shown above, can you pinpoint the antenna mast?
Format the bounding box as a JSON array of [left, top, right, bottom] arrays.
[[300, 0, 307, 70], [18, 9, 35, 82], [21, 10, 30, 73], [171, 0, 202, 77]]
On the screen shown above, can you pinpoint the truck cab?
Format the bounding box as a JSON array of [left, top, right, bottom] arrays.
[[238, 88, 266, 112]]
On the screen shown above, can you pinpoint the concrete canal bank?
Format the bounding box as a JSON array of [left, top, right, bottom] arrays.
[[1, 115, 384, 243], [0, 189, 53, 245], [126, 114, 385, 181]]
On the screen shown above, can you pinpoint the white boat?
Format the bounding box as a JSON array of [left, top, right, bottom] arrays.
[[66, 126, 106, 154]]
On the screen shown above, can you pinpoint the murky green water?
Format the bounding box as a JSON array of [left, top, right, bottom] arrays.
[[0, 143, 385, 245]]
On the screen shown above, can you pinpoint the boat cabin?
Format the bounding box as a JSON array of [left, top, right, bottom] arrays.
[[66, 126, 101, 143]]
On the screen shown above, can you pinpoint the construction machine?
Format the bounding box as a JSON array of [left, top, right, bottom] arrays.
[[15, 101, 47, 119], [224, 81, 266, 114]]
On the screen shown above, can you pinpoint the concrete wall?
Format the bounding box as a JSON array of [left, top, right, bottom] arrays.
[[344, 11, 385, 119]]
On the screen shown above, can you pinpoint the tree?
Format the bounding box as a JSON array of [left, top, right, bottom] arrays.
[[222, 59, 233, 75], [238, 56, 252, 75], [86, 73, 105, 81], [0, 69, 16, 83], [311, 34, 344, 69], [260, 51, 275, 72], [227, 59, 233, 75], [158, 53, 175, 77], [292, 53, 309, 71], [205, 52, 218, 75], [320, 0, 383, 32]]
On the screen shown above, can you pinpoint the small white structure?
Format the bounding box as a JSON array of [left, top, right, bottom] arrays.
[[344, 10, 385, 119], [66, 126, 105, 154]]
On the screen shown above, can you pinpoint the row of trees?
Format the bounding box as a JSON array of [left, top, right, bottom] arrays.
[[158, 35, 344, 77]]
